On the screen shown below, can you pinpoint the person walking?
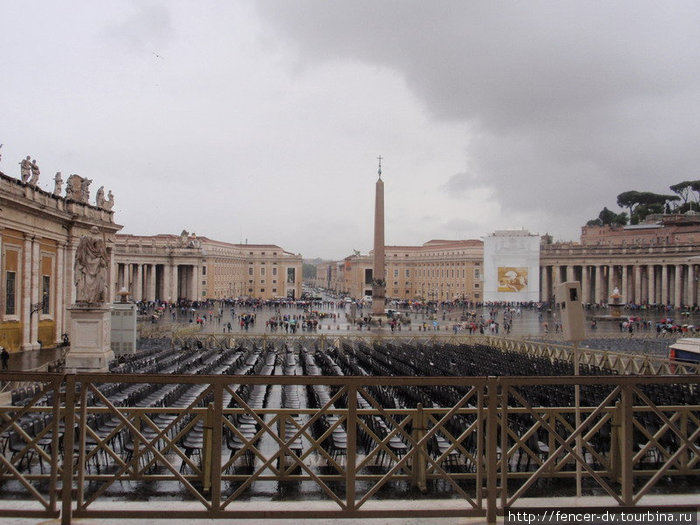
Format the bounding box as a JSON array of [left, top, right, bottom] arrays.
[[1, 346, 9, 370]]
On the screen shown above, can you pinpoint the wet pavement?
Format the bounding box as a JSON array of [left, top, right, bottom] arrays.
[[155, 302, 699, 342], [3, 303, 698, 373]]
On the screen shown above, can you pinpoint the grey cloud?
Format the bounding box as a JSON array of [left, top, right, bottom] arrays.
[[256, 1, 700, 229], [105, 2, 174, 54], [442, 171, 480, 197]]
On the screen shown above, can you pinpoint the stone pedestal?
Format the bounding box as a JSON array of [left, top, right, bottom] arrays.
[[111, 302, 137, 356], [65, 305, 114, 372]]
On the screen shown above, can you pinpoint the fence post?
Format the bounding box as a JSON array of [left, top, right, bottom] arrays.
[[346, 383, 357, 511], [61, 374, 75, 525], [486, 377, 498, 524], [620, 384, 634, 505], [211, 382, 223, 511], [610, 400, 621, 482], [412, 403, 427, 492], [203, 402, 214, 494]]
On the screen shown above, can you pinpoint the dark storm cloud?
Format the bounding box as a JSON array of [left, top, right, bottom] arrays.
[[256, 1, 700, 229]]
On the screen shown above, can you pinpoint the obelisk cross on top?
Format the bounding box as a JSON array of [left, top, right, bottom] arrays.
[[372, 156, 386, 316]]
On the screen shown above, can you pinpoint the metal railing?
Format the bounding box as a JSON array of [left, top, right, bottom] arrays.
[[0, 372, 698, 524]]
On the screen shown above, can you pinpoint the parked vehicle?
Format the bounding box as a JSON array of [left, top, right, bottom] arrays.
[[669, 338, 700, 364]]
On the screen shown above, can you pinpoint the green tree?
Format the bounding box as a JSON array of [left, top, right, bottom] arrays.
[[587, 207, 628, 227], [616, 191, 642, 218], [611, 211, 628, 226], [598, 207, 617, 225], [670, 181, 693, 208]]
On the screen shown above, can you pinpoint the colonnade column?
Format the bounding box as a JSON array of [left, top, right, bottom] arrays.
[[135, 264, 143, 302], [171, 264, 179, 303], [55, 242, 65, 344], [21, 235, 33, 350], [63, 239, 77, 340], [595, 266, 604, 303], [674, 264, 683, 308], [109, 257, 117, 303], [163, 264, 171, 303], [607, 265, 615, 299], [581, 265, 589, 303], [565, 265, 574, 282], [621, 265, 628, 303], [648, 265, 656, 305], [192, 265, 200, 301], [31, 237, 41, 347], [634, 265, 642, 305], [661, 265, 668, 305], [689, 264, 697, 307], [148, 264, 157, 301], [540, 266, 548, 302]]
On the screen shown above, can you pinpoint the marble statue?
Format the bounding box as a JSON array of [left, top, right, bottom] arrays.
[[179, 230, 189, 246], [103, 190, 115, 211], [74, 226, 109, 304], [53, 172, 63, 196], [29, 159, 40, 185], [66, 174, 83, 201], [96, 186, 105, 208], [20, 156, 32, 183], [81, 178, 92, 203]]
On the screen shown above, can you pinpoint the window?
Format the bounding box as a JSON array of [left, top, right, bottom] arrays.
[[248, 267, 253, 275], [260, 288, 265, 293], [202, 266, 207, 276], [41, 276, 51, 315], [394, 269, 398, 277], [287, 267, 296, 283], [405, 269, 410, 277], [272, 288, 277, 293], [5, 271, 16, 316], [272, 267, 277, 276], [261, 280, 265, 284]]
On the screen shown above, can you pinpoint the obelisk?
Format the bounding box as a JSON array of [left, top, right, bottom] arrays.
[[372, 157, 386, 316]]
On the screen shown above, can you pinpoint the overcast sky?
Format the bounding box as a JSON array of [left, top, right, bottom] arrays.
[[2, 1, 699, 259]]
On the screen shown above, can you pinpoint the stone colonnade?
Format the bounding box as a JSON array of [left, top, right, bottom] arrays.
[[541, 262, 699, 307], [113, 262, 200, 302]]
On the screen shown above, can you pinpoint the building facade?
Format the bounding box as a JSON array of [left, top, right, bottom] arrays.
[[314, 216, 700, 309], [315, 240, 484, 302], [540, 216, 700, 307], [112, 232, 302, 302], [0, 171, 121, 352]]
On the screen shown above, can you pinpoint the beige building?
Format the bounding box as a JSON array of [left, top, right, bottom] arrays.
[[541, 215, 700, 306], [315, 240, 484, 302], [113, 233, 302, 302], [316, 215, 700, 308], [0, 171, 121, 352]]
